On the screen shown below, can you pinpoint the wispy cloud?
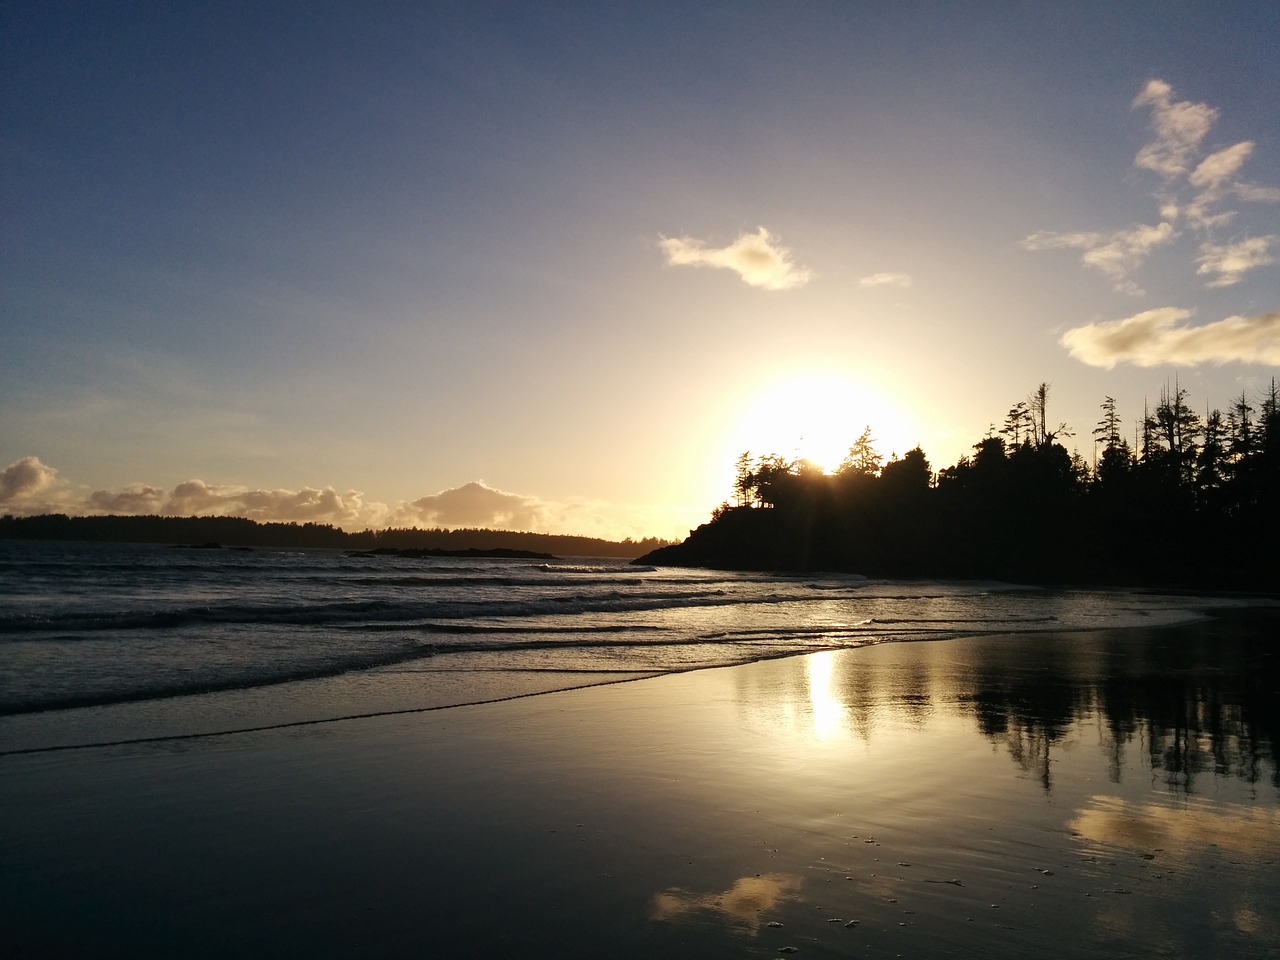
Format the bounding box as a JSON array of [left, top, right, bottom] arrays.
[[1061, 307, 1280, 368], [1022, 223, 1176, 294], [659, 227, 813, 290], [1235, 182, 1280, 203], [858, 272, 912, 288], [1025, 79, 1279, 293], [1188, 141, 1254, 189], [1197, 236, 1279, 288], [1132, 79, 1218, 179]]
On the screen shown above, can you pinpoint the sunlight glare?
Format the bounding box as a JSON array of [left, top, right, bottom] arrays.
[[728, 370, 917, 474], [807, 650, 845, 740]]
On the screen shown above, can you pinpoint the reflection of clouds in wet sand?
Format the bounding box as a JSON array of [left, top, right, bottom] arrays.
[[1071, 794, 1280, 860], [1072, 795, 1280, 948], [650, 873, 803, 934]]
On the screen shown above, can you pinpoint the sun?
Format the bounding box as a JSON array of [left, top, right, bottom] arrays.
[[726, 370, 916, 474]]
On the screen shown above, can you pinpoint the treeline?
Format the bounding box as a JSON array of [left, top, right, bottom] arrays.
[[640, 381, 1279, 587], [0, 513, 671, 559]]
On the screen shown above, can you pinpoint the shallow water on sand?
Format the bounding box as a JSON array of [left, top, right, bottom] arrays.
[[1, 610, 1276, 958], [0, 539, 1262, 753]]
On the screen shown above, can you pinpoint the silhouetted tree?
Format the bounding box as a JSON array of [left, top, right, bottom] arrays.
[[837, 426, 882, 479]]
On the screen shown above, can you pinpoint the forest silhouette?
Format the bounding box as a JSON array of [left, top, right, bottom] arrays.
[[0, 514, 670, 560], [639, 380, 1279, 588]]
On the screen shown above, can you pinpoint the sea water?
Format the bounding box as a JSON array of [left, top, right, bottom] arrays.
[[0, 539, 1253, 752]]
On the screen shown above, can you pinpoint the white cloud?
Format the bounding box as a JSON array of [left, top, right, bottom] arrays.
[[2, 463, 675, 540], [1189, 141, 1254, 189], [167, 479, 244, 516], [1196, 236, 1279, 288], [237, 486, 374, 525], [392, 481, 545, 530], [659, 227, 813, 290], [858, 272, 913, 288], [1061, 307, 1280, 368], [1236, 182, 1280, 203], [1132, 79, 1218, 179], [1027, 80, 1278, 292], [1022, 222, 1176, 293], [0, 456, 58, 503], [84, 477, 385, 528], [87, 484, 165, 514]]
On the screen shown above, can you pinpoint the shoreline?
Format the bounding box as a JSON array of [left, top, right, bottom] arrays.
[[2, 596, 1273, 757], [3, 609, 1277, 957]]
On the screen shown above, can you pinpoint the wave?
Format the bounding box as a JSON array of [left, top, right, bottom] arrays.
[[0, 587, 811, 635], [0, 638, 438, 716], [0, 624, 888, 718]]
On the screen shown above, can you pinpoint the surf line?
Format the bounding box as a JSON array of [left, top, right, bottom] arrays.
[[0, 672, 669, 758]]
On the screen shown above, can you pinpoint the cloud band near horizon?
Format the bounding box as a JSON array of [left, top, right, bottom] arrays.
[[0, 458, 670, 541]]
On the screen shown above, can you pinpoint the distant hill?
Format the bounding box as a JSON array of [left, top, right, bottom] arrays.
[[0, 514, 671, 559]]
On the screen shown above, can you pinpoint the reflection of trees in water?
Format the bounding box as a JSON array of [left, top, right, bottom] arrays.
[[729, 611, 1277, 793], [958, 612, 1278, 793], [957, 637, 1093, 790], [1095, 616, 1278, 793]]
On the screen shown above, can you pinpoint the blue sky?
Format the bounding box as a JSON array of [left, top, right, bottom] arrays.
[[3, 2, 1278, 539]]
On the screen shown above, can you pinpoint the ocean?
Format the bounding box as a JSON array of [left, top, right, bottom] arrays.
[[3, 539, 1278, 958], [0, 538, 1253, 753]]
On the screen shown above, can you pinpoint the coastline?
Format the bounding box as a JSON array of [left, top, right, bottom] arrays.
[[2, 608, 1277, 958]]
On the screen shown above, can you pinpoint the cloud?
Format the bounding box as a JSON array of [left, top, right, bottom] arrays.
[[393, 481, 546, 530], [0, 456, 59, 503], [659, 227, 813, 290], [1026, 79, 1278, 291], [1235, 182, 1280, 203], [1022, 222, 1176, 293], [81, 477, 385, 528], [1132, 79, 1218, 179], [1196, 236, 1279, 288], [1189, 141, 1254, 189], [167, 479, 244, 516], [167, 480, 377, 527], [1061, 307, 1280, 368], [858, 272, 913, 288], [87, 484, 165, 514], [2, 461, 677, 540]]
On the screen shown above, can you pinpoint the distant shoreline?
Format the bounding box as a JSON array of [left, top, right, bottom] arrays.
[[0, 513, 669, 559]]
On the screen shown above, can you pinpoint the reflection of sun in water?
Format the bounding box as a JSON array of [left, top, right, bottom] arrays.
[[730, 370, 916, 474], [807, 650, 845, 740]]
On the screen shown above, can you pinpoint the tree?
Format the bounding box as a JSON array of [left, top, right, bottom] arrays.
[[1028, 382, 1072, 449], [1093, 396, 1123, 456], [999, 402, 1033, 448], [732, 451, 756, 507], [1192, 408, 1230, 517], [1149, 381, 1202, 487], [880, 446, 932, 493], [837, 426, 882, 479]]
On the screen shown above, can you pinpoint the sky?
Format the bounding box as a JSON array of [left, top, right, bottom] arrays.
[[3, 2, 1278, 541]]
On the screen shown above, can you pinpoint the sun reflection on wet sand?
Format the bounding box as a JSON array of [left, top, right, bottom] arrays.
[[649, 873, 803, 934], [806, 649, 846, 740]]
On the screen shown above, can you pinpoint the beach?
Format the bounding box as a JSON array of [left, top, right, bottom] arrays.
[[2, 609, 1277, 959]]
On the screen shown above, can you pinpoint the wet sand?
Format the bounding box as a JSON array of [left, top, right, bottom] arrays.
[[2, 609, 1277, 958]]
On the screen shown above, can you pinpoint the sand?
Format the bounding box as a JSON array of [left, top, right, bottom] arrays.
[[2, 611, 1277, 958]]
